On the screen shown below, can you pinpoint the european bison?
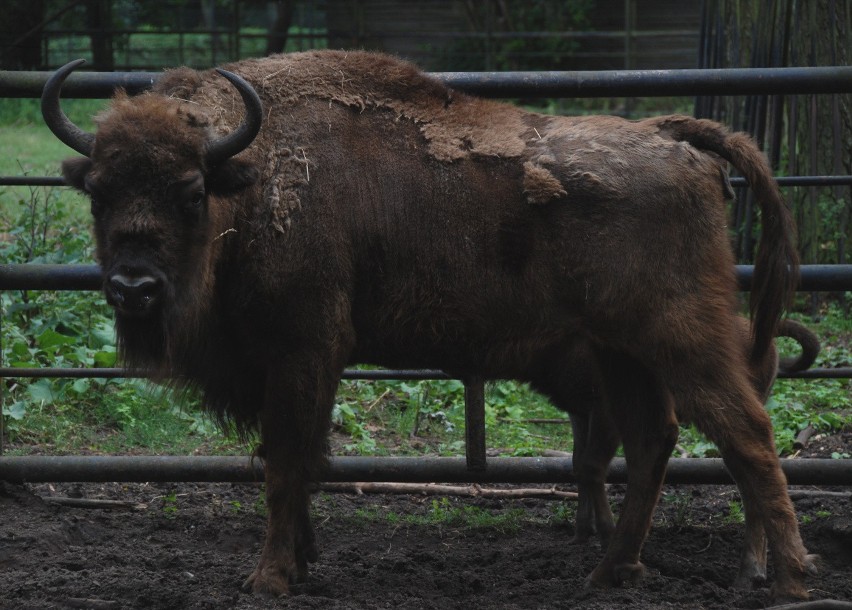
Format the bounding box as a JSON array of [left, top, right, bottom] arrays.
[[41, 50, 815, 599], [553, 317, 819, 589]]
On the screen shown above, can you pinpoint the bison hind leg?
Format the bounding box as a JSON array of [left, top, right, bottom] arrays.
[[665, 351, 812, 600]]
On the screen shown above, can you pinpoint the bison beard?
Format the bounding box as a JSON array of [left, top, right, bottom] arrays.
[[42, 50, 815, 601]]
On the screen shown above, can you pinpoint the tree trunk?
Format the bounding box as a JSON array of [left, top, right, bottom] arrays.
[[696, 0, 851, 268], [85, 0, 114, 70], [267, 1, 295, 55], [0, 0, 46, 69]]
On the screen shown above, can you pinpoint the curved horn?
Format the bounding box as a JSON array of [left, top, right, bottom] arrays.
[[205, 69, 263, 165], [40, 59, 95, 157]]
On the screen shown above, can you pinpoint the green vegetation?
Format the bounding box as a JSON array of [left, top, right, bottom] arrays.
[[351, 497, 544, 534], [659, 491, 693, 528], [162, 491, 179, 519], [723, 500, 746, 525]]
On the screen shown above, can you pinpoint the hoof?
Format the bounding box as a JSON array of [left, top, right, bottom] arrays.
[[732, 571, 766, 591], [733, 562, 767, 590], [613, 562, 646, 585], [242, 563, 295, 598], [586, 561, 646, 589], [804, 553, 820, 576], [766, 553, 819, 602]]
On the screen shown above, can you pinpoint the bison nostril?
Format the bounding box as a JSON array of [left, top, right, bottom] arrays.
[[107, 273, 162, 313]]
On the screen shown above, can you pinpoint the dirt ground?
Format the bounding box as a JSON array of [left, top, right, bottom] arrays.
[[1, 433, 850, 610]]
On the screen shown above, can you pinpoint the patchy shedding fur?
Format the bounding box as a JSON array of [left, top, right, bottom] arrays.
[[523, 162, 567, 204]]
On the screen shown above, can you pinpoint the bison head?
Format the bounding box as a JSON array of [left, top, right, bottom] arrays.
[[41, 60, 262, 367]]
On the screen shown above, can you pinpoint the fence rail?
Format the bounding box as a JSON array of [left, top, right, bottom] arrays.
[[2, 65, 852, 98], [2, 455, 850, 486]]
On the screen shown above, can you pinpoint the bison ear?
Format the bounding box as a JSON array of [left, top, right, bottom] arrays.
[[61, 157, 93, 192], [206, 158, 259, 195]]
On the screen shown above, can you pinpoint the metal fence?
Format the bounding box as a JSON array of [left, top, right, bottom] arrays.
[[0, 65, 851, 485]]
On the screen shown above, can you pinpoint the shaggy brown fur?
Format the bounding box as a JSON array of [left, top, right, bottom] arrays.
[[552, 317, 819, 589], [49, 50, 813, 600]]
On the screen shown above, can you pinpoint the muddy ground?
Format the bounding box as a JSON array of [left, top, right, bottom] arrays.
[[1, 433, 850, 610]]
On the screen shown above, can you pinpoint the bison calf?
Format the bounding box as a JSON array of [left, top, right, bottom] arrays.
[[547, 317, 819, 589], [42, 50, 814, 600]]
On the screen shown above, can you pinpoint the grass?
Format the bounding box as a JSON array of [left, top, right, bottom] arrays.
[[348, 496, 566, 535]]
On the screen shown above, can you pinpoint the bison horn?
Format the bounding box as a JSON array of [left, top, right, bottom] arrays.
[[40, 59, 95, 157], [41, 62, 263, 164], [205, 69, 263, 165]]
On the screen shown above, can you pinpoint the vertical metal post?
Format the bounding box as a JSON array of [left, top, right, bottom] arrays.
[[464, 377, 487, 471]]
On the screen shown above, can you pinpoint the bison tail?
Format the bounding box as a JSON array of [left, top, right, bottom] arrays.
[[776, 319, 820, 373], [656, 116, 800, 363]]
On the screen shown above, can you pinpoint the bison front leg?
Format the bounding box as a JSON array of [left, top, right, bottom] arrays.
[[243, 354, 343, 597]]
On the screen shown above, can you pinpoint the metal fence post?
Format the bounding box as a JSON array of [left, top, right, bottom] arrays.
[[464, 377, 487, 472]]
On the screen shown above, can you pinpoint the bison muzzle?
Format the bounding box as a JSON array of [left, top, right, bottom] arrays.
[[42, 50, 815, 601]]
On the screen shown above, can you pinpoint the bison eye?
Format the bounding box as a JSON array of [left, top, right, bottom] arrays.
[[182, 190, 206, 216]]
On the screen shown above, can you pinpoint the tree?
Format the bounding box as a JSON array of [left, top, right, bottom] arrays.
[[85, 0, 114, 70], [266, 0, 295, 55], [0, 0, 48, 69], [697, 0, 851, 268]]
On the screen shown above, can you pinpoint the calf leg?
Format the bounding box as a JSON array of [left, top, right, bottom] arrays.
[[586, 350, 678, 588], [567, 409, 619, 545], [568, 411, 596, 544], [580, 408, 620, 546], [530, 356, 619, 547]]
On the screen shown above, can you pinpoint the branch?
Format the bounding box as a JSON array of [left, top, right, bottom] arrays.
[[66, 599, 119, 609], [42, 497, 146, 510], [793, 424, 816, 450], [316, 482, 578, 500], [787, 490, 851, 500]]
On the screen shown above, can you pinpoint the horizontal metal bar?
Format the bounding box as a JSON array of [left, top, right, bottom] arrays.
[[0, 176, 65, 186], [4, 264, 852, 292], [776, 368, 852, 379], [439, 66, 852, 98], [1, 66, 850, 99], [735, 264, 852, 292], [0, 70, 158, 98], [0, 367, 448, 381], [4, 175, 850, 188], [0, 455, 848, 485], [730, 175, 852, 187], [1, 366, 847, 380], [0, 264, 102, 290]]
